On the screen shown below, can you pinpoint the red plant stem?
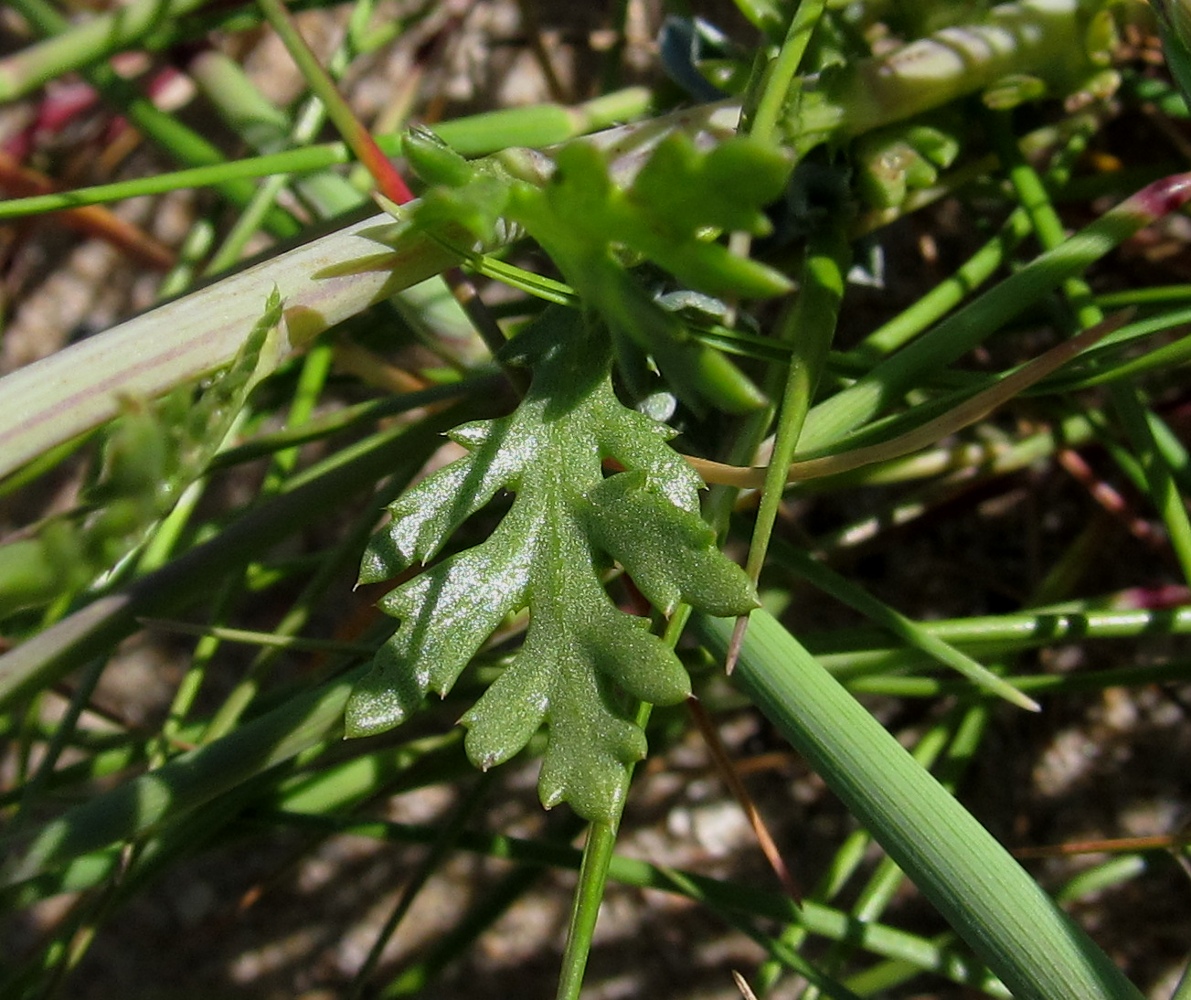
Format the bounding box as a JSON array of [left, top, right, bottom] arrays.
[[0, 150, 175, 271], [1056, 448, 1162, 547]]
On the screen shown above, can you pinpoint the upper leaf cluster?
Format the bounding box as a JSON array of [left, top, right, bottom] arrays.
[[400, 127, 794, 413]]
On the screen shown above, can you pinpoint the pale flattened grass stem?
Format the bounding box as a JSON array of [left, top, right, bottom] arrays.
[[0, 210, 468, 481]]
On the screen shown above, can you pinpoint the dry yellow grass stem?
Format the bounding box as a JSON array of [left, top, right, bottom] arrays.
[[687, 310, 1132, 488]]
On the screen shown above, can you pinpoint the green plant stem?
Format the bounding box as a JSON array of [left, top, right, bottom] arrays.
[[1042, 305, 1191, 391], [693, 309, 1132, 489], [0, 404, 475, 712], [1109, 394, 1191, 582], [802, 597, 1191, 663], [743, 0, 829, 142], [11, 658, 105, 832], [555, 818, 620, 1000], [190, 48, 359, 225], [556, 607, 678, 1000], [151, 577, 242, 765], [843, 208, 1033, 364], [0, 148, 350, 219], [208, 375, 498, 470], [845, 658, 1191, 699], [990, 111, 1191, 583], [255, 0, 413, 205], [799, 172, 1191, 452]]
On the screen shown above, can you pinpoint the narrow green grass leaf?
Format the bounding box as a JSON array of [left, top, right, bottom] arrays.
[[0, 0, 211, 100], [775, 541, 1039, 710], [800, 173, 1191, 451], [697, 609, 1145, 1000]]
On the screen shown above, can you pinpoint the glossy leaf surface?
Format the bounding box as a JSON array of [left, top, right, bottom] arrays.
[[347, 309, 757, 822]]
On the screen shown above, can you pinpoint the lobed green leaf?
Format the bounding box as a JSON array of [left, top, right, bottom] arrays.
[[583, 471, 758, 617], [348, 308, 757, 821]]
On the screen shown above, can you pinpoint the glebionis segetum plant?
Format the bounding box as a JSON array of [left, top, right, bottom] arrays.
[[5, 0, 1191, 996]]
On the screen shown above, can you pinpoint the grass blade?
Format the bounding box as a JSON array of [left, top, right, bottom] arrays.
[[696, 608, 1145, 1000]]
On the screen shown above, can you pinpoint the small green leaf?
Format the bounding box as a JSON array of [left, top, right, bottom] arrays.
[[0, 291, 283, 620], [403, 125, 476, 187], [583, 471, 759, 617], [630, 133, 790, 236], [412, 175, 511, 242]]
